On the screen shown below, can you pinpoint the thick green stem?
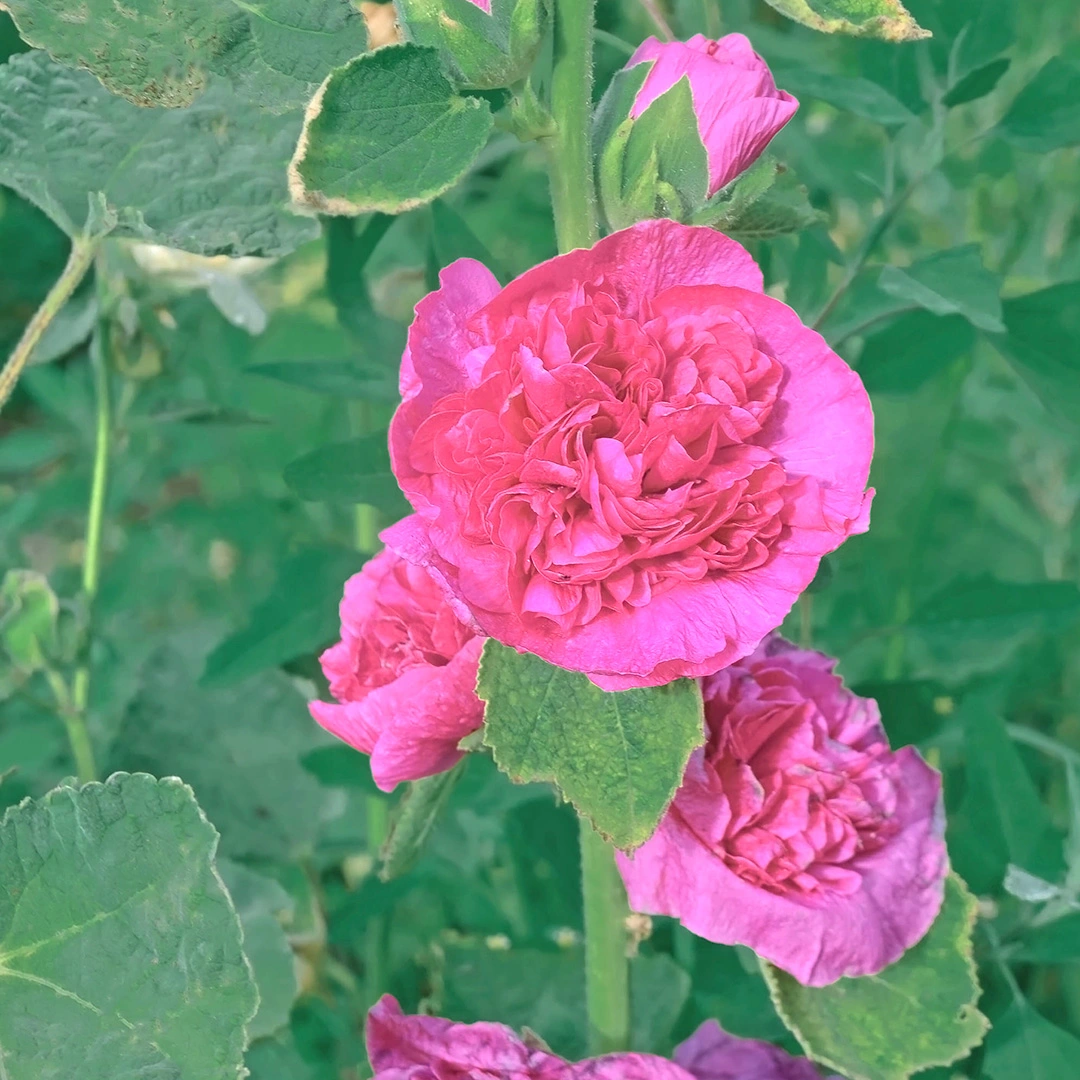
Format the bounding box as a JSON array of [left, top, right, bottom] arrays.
[[545, 0, 599, 254], [579, 820, 631, 1054], [0, 236, 99, 415], [364, 793, 391, 1006]]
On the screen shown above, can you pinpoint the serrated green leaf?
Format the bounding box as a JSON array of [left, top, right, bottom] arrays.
[[764, 874, 988, 1080], [0, 52, 317, 255], [0, 773, 258, 1078], [709, 165, 823, 241], [761, 0, 929, 42], [289, 44, 494, 216], [218, 859, 298, 1041], [380, 760, 467, 881], [0, 0, 368, 110], [879, 245, 1004, 333], [477, 641, 704, 850], [202, 546, 365, 686], [983, 997, 1080, 1080], [283, 433, 409, 515], [998, 56, 1080, 153]]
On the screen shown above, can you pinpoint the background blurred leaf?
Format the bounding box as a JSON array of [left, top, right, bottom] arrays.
[[982, 996, 1080, 1080], [283, 433, 409, 514], [998, 57, 1080, 153]]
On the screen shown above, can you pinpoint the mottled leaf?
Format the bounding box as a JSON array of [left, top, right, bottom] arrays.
[[761, 0, 929, 42]]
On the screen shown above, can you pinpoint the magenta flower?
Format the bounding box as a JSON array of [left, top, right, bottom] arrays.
[[628, 34, 797, 197], [675, 1020, 837, 1080], [387, 220, 873, 689], [617, 637, 947, 986], [366, 995, 696, 1079], [309, 547, 484, 791]]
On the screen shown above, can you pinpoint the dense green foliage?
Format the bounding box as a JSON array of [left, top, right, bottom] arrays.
[[2, 0, 1080, 1077]]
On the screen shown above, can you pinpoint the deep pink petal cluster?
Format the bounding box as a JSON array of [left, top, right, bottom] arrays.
[[617, 636, 947, 985], [674, 1020, 837, 1080], [387, 220, 873, 689], [310, 547, 484, 792], [366, 995, 695, 1080], [628, 34, 798, 196]]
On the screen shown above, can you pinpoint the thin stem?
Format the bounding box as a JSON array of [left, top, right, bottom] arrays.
[[637, 0, 674, 39], [364, 793, 391, 1007], [579, 820, 631, 1054], [545, 0, 599, 254], [0, 236, 100, 415], [594, 29, 636, 57], [1007, 724, 1080, 769]]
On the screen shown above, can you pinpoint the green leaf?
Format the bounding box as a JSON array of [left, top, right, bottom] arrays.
[[705, 163, 823, 241], [301, 745, 381, 795], [1014, 912, 1080, 964], [203, 546, 365, 686], [0, 773, 258, 1077], [248, 360, 399, 403], [772, 63, 915, 125], [110, 637, 337, 861], [477, 641, 704, 850], [0, 52, 318, 255], [982, 997, 1080, 1080], [764, 875, 989, 1080], [878, 245, 1004, 333], [943, 57, 1011, 108], [431, 199, 502, 278], [218, 859, 298, 1042], [283, 433, 409, 515], [761, 0, 929, 42], [911, 575, 1080, 629], [289, 44, 494, 216], [380, 760, 467, 881], [0, 568, 58, 672], [0, 0, 368, 110], [999, 57, 1080, 153], [857, 311, 975, 394], [993, 280, 1080, 429]]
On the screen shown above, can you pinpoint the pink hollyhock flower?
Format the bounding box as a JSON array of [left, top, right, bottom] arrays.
[[366, 995, 695, 1080], [617, 637, 947, 985], [628, 34, 797, 197], [675, 1020, 837, 1080], [387, 219, 873, 689], [309, 547, 484, 792]]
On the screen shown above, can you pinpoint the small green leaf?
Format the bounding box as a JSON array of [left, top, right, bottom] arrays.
[[0, 0, 368, 110], [879, 245, 1004, 333], [283, 433, 409, 515], [983, 997, 1080, 1080], [477, 641, 704, 850], [764, 874, 989, 1080], [761, 0, 929, 42], [0, 569, 58, 672], [289, 44, 494, 216], [380, 760, 467, 881], [943, 57, 1011, 108], [0, 773, 258, 1077], [703, 163, 823, 241], [218, 859, 299, 1042], [203, 546, 365, 686], [248, 360, 400, 403], [999, 57, 1080, 153], [772, 63, 915, 125], [0, 52, 317, 255]]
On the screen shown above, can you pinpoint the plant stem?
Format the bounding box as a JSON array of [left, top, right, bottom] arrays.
[[364, 793, 391, 1007], [0, 235, 100, 415], [579, 820, 631, 1054], [545, 0, 599, 254]]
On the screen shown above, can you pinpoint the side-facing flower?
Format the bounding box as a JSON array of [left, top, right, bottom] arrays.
[[674, 1020, 838, 1080], [366, 995, 695, 1079], [309, 543, 484, 792], [628, 34, 797, 197], [617, 637, 947, 985], [387, 219, 873, 689]]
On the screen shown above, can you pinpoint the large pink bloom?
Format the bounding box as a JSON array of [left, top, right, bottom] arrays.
[[617, 637, 947, 986], [628, 34, 797, 197], [675, 1020, 837, 1080], [387, 220, 873, 689], [366, 995, 694, 1080], [309, 547, 484, 792]]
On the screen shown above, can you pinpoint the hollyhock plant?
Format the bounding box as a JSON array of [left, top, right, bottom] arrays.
[[674, 1020, 838, 1080], [309, 546, 484, 791], [628, 34, 798, 197], [386, 219, 873, 689], [365, 995, 695, 1079], [617, 636, 948, 986]]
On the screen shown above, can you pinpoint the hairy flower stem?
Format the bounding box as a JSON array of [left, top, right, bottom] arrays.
[[580, 821, 632, 1054], [0, 235, 100, 415], [545, 0, 599, 253]]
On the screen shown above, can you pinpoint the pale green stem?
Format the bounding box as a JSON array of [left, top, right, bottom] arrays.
[[579, 821, 632, 1054], [364, 793, 391, 1008], [0, 236, 100, 415]]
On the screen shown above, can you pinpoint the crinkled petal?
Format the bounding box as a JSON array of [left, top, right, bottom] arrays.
[[674, 1020, 834, 1080]]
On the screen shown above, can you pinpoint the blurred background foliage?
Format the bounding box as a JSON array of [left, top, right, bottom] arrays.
[[2, 0, 1080, 1076]]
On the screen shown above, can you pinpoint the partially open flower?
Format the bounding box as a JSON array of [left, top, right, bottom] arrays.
[[617, 637, 947, 985], [366, 995, 696, 1079], [675, 1020, 838, 1080], [310, 545, 484, 791], [387, 220, 872, 689]]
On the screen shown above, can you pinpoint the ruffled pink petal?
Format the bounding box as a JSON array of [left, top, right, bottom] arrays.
[[573, 1054, 697, 1080], [674, 1020, 834, 1080]]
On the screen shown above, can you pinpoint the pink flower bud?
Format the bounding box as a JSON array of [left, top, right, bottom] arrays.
[[628, 34, 798, 196]]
